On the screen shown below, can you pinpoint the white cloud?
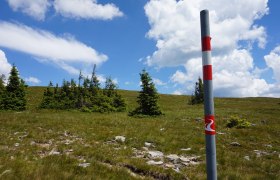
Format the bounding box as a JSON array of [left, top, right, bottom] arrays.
[[170, 70, 188, 84], [24, 76, 41, 84], [144, 0, 268, 67], [264, 46, 280, 83], [144, 0, 277, 97], [0, 49, 12, 78], [53, 0, 123, 20], [7, 0, 50, 21], [0, 21, 107, 75], [153, 78, 166, 86]]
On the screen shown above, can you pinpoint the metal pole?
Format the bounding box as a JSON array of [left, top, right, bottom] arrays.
[[200, 9, 217, 180]]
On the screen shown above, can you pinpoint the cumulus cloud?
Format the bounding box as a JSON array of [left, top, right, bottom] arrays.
[[53, 0, 123, 20], [144, 0, 268, 67], [0, 21, 107, 75], [0, 49, 12, 78], [7, 0, 50, 20], [6, 0, 123, 21], [144, 0, 277, 97], [24, 76, 41, 84], [153, 78, 166, 86], [264, 46, 280, 83]]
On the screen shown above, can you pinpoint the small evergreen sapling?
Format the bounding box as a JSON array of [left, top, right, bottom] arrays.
[[129, 69, 162, 116], [189, 77, 204, 105]]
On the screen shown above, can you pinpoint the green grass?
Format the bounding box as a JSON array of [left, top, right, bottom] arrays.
[[0, 87, 279, 179]]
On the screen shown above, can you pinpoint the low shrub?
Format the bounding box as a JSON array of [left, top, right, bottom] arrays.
[[226, 116, 251, 128]]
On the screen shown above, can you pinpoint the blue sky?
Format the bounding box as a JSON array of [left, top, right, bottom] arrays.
[[0, 0, 280, 97]]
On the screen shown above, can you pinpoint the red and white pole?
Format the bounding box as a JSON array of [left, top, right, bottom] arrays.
[[200, 9, 217, 180]]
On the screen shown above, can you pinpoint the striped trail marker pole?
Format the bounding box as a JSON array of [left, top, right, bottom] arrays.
[[200, 9, 217, 180]]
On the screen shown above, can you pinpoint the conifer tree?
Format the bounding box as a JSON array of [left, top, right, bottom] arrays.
[[189, 77, 204, 105], [104, 77, 117, 97], [3, 65, 26, 110], [40, 81, 54, 108], [129, 69, 162, 116]]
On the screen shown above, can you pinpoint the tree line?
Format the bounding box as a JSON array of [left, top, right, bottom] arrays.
[[40, 69, 126, 113], [0, 65, 204, 115]]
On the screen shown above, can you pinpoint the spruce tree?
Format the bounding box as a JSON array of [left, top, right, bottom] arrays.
[[40, 81, 54, 108], [189, 77, 204, 105], [129, 69, 162, 116], [4, 65, 27, 110]]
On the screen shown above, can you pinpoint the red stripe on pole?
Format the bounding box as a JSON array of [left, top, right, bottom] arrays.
[[205, 115, 215, 135], [202, 36, 211, 51], [203, 65, 212, 80]]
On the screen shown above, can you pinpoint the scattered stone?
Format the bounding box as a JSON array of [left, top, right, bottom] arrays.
[[264, 144, 272, 148], [78, 163, 91, 168], [10, 156, 15, 160], [180, 156, 201, 166], [217, 132, 226, 135], [244, 156, 250, 161], [144, 142, 152, 147], [254, 150, 270, 157], [64, 131, 69, 137], [180, 148, 191, 151], [251, 123, 257, 126], [49, 148, 60, 155], [30, 141, 36, 146], [230, 142, 241, 146], [14, 143, 20, 147], [148, 151, 164, 159], [160, 128, 165, 131], [115, 136, 126, 142], [179, 157, 190, 163], [142, 147, 149, 151], [166, 154, 180, 163], [147, 160, 164, 165], [164, 163, 175, 168]]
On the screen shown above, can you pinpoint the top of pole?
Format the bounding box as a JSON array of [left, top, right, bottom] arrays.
[[200, 10, 210, 37]]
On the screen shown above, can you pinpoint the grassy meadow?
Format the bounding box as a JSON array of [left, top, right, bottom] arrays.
[[0, 87, 279, 179]]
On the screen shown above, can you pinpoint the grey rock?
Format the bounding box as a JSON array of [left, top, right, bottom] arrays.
[[78, 163, 91, 168], [14, 143, 20, 147], [230, 142, 241, 146], [148, 150, 164, 159], [254, 150, 269, 157], [164, 163, 175, 168], [166, 154, 180, 163], [147, 160, 164, 165], [49, 148, 60, 155], [115, 136, 126, 142], [142, 147, 149, 151], [244, 156, 250, 160], [180, 157, 190, 163], [180, 148, 191, 151], [144, 142, 152, 147]]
